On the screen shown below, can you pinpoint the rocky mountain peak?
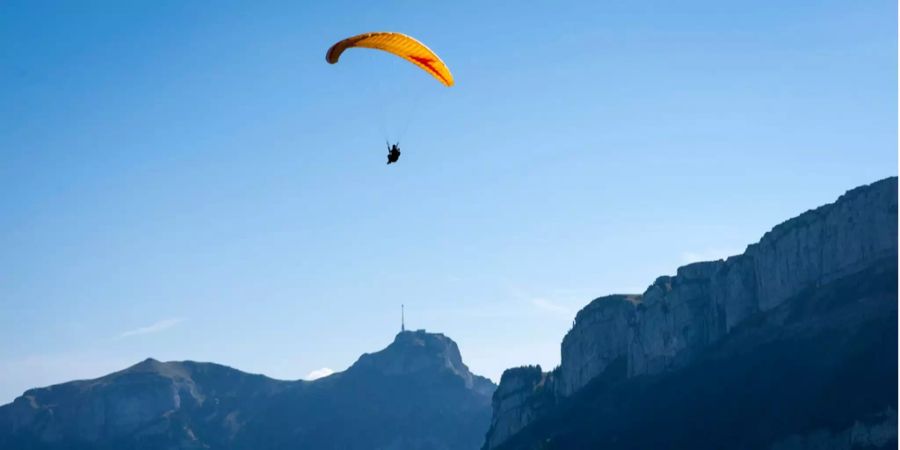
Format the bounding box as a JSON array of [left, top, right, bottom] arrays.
[[1, 330, 496, 450], [122, 357, 166, 373], [349, 330, 473, 380]]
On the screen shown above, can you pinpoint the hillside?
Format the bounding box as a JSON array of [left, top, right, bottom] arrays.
[[0, 330, 495, 450]]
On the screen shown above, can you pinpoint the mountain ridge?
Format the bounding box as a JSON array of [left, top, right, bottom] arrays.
[[484, 176, 898, 449], [0, 330, 496, 450]]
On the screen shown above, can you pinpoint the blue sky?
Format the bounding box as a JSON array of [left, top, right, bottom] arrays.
[[0, 0, 896, 403]]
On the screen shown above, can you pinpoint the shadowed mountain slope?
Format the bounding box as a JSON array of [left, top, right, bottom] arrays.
[[485, 177, 898, 450], [0, 330, 495, 450]]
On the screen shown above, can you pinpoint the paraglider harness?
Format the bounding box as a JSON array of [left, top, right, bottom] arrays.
[[386, 142, 401, 165]]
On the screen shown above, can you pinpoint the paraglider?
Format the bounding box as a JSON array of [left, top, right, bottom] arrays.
[[386, 143, 401, 165], [326, 32, 453, 164]]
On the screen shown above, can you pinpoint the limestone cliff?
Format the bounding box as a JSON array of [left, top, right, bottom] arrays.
[[485, 177, 898, 449], [483, 366, 555, 450]]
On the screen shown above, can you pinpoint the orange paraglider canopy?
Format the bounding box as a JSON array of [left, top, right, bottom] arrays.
[[326, 32, 454, 87]]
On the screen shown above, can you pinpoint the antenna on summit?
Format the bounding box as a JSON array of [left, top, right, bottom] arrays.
[[401, 304, 405, 332]]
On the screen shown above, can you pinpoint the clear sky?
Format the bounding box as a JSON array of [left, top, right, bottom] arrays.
[[0, 0, 896, 403]]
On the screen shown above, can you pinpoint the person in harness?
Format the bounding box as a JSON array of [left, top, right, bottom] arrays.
[[386, 143, 401, 165]]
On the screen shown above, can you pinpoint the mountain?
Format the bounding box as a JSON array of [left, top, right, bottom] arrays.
[[484, 177, 898, 450], [0, 330, 496, 450]]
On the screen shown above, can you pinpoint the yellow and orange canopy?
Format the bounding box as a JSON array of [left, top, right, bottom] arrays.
[[326, 32, 454, 87]]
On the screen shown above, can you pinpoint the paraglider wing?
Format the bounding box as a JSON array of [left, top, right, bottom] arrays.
[[326, 32, 454, 87]]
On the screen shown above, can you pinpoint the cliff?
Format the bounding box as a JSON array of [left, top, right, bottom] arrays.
[[485, 177, 898, 449], [350, 330, 496, 396]]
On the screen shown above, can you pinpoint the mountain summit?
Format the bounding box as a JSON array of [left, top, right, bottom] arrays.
[[350, 330, 496, 395], [0, 330, 495, 450]]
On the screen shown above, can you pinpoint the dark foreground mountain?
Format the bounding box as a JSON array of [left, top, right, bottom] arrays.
[[485, 177, 898, 450], [0, 330, 495, 450]]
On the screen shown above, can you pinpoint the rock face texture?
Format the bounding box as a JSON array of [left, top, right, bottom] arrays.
[[483, 367, 553, 450], [485, 177, 898, 449], [352, 330, 496, 397], [0, 330, 495, 450]]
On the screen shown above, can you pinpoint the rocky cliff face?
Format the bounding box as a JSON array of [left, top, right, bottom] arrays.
[[351, 330, 496, 396], [0, 330, 496, 450], [483, 366, 554, 450], [485, 177, 898, 449]]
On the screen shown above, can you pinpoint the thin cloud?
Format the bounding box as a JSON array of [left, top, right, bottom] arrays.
[[118, 318, 185, 339], [506, 283, 584, 318], [306, 368, 334, 380]]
